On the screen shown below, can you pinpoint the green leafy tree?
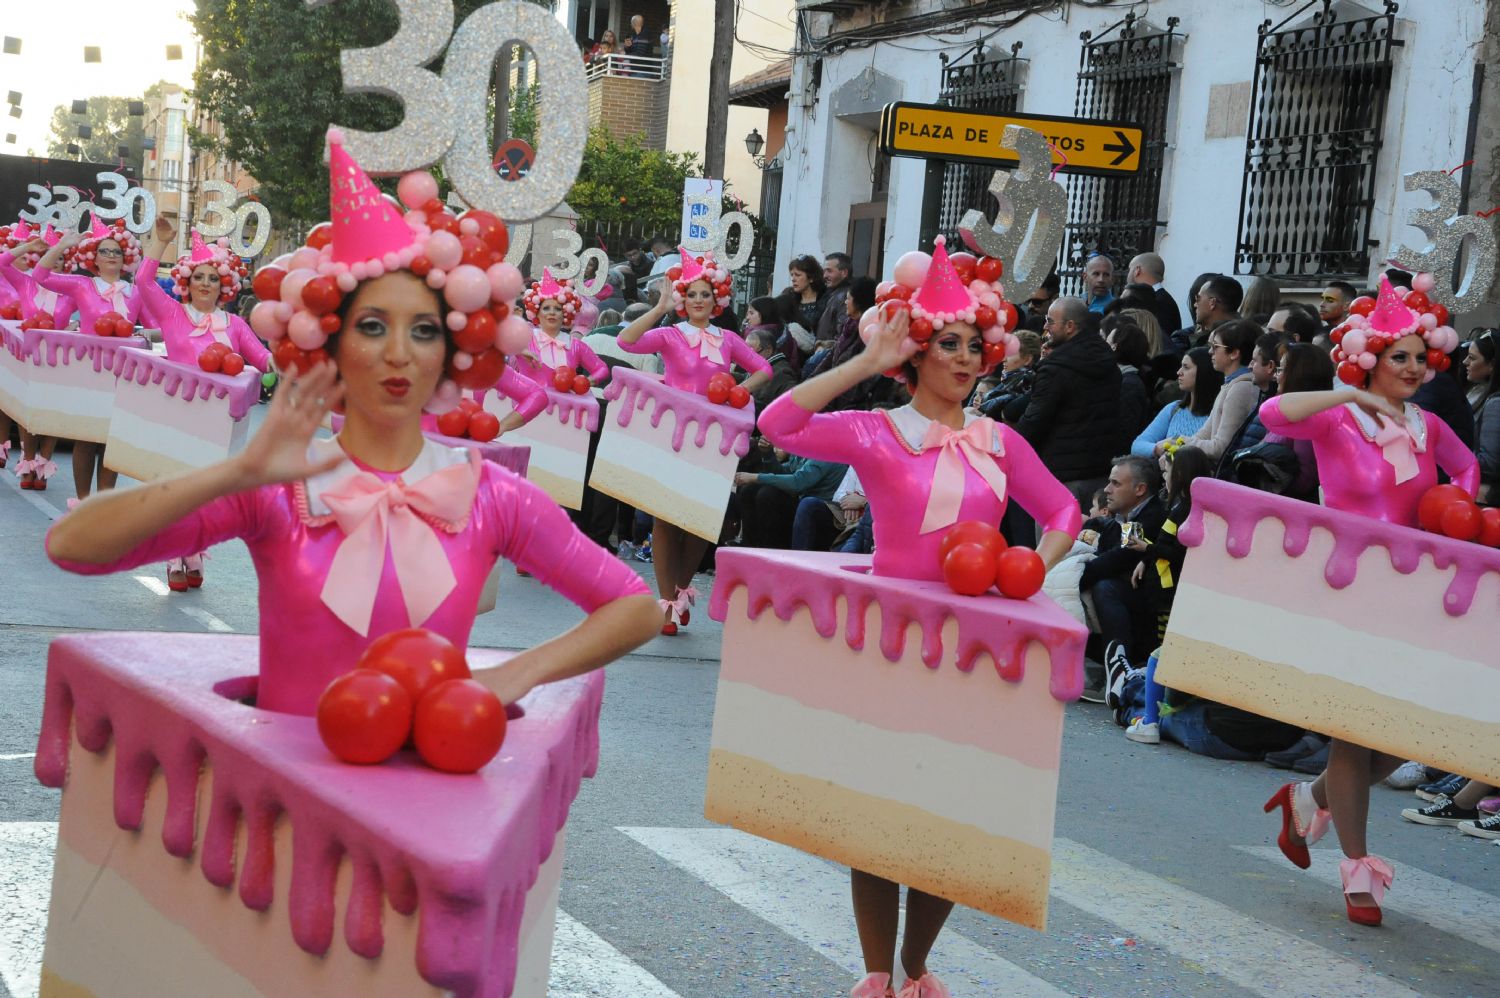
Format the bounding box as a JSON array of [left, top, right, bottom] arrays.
[[568, 127, 701, 232], [45, 83, 167, 172]]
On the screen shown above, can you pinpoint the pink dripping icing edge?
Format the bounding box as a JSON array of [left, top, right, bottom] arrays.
[[1182, 479, 1500, 617], [14, 324, 149, 378], [602, 366, 754, 457], [540, 385, 600, 433], [113, 346, 261, 421], [709, 548, 1086, 702], [34, 633, 604, 997]]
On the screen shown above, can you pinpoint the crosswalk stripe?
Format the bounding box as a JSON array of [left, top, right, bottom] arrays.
[[0, 754, 36, 762], [1238, 845, 1500, 954], [619, 825, 1070, 997], [1051, 838, 1423, 998], [0, 822, 56, 998], [550, 909, 682, 997]]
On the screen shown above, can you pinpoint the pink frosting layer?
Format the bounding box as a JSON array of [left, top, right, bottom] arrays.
[[115, 347, 262, 422], [18, 325, 148, 376], [1182, 479, 1500, 618], [603, 366, 754, 458], [538, 385, 600, 433], [35, 632, 604, 998], [710, 549, 1086, 701], [1, 318, 25, 364]]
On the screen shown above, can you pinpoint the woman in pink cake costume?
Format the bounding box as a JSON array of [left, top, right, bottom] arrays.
[[617, 249, 771, 634], [1260, 275, 1477, 926], [758, 237, 1081, 998], [0, 221, 73, 490], [31, 217, 144, 500], [45, 129, 662, 715], [136, 218, 270, 591], [516, 269, 609, 387]]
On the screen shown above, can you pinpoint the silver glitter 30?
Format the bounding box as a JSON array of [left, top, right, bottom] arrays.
[[959, 125, 1066, 297], [1390, 169, 1498, 316]]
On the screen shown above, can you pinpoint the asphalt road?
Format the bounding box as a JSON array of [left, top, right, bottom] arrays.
[[2, 419, 1498, 997]]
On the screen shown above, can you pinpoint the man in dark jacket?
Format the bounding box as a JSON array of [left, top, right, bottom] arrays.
[[1016, 297, 1122, 507], [815, 252, 852, 346], [745, 327, 798, 410]]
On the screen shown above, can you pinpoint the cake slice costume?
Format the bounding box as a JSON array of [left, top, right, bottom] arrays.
[[0, 222, 75, 490], [0, 221, 76, 327], [33, 217, 144, 332]]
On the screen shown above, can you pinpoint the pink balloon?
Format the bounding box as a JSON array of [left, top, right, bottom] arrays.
[[1342, 330, 1367, 355], [279, 268, 318, 309], [1412, 272, 1436, 293], [286, 311, 328, 350], [288, 248, 321, 272], [1357, 352, 1377, 370], [574, 298, 599, 333], [444, 264, 491, 313], [425, 231, 463, 271], [875, 281, 896, 299], [487, 262, 524, 302], [249, 301, 286, 341], [892, 251, 931, 288], [497, 315, 531, 355], [422, 378, 462, 414], [397, 171, 439, 211]]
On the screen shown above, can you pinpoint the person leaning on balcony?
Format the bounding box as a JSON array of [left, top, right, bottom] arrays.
[[623, 14, 654, 75], [589, 29, 618, 64]]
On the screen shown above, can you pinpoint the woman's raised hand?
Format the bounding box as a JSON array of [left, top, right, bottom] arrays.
[[1351, 389, 1405, 424], [233, 362, 347, 487], [861, 308, 918, 375]]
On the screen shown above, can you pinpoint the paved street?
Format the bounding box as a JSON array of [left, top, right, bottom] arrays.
[[2, 423, 1499, 997]]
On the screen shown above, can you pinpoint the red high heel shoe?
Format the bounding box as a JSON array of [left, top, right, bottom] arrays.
[[167, 559, 189, 593], [1340, 855, 1392, 927], [185, 554, 205, 589], [1264, 783, 1310, 869]]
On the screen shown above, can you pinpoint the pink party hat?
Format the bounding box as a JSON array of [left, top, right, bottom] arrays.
[[41, 223, 60, 246], [327, 128, 418, 265], [912, 235, 972, 318], [538, 267, 563, 297], [88, 215, 110, 240], [12, 220, 31, 241], [1369, 276, 1420, 338], [188, 229, 214, 263], [678, 246, 705, 285]]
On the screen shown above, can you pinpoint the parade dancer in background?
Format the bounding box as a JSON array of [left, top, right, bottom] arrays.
[[0, 221, 73, 490], [517, 269, 609, 388]]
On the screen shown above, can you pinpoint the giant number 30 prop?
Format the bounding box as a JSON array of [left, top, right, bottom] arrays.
[[1389, 169, 1497, 315], [959, 126, 1066, 297], [308, 0, 587, 223]]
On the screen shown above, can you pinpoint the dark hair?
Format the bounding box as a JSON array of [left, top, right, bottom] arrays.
[[1112, 453, 1161, 497], [748, 295, 780, 325], [788, 254, 825, 295], [1201, 275, 1244, 314], [1211, 317, 1261, 367], [1326, 280, 1358, 301], [1382, 269, 1413, 290], [620, 237, 642, 253], [1181, 346, 1223, 416], [772, 289, 801, 326], [1241, 276, 1281, 319], [1468, 328, 1499, 409], [1110, 322, 1150, 369], [849, 274, 877, 312], [1119, 282, 1157, 310], [745, 326, 777, 353], [1254, 332, 1285, 366], [649, 236, 672, 251], [1091, 488, 1110, 509], [1186, 272, 1217, 314], [825, 251, 852, 274], [1165, 445, 1213, 505], [1278, 342, 1336, 394], [1278, 307, 1321, 343], [1041, 272, 1061, 295]]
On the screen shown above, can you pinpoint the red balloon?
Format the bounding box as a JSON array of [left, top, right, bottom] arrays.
[[252, 266, 286, 302], [975, 256, 1004, 283], [552, 365, 574, 392], [453, 309, 496, 354], [359, 627, 472, 705], [665, 265, 682, 281], [881, 300, 910, 322], [467, 410, 500, 442], [727, 384, 750, 409], [1337, 364, 1367, 387], [413, 679, 508, 774], [886, 284, 912, 301], [998, 302, 1019, 331], [1479, 506, 1500, 548], [1417, 483, 1471, 532], [1348, 296, 1376, 317], [1426, 348, 1446, 371], [948, 251, 977, 285], [409, 255, 433, 278], [942, 543, 997, 597], [220, 352, 246, 377], [301, 276, 342, 315], [305, 222, 334, 251], [1427, 303, 1450, 327], [427, 211, 461, 236], [436, 407, 470, 438], [93, 312, 119, 335], [316, 669, 413, 765], [994, 546, 1045, 599], [939, 521, 1007, 566], [572, 374, 591, 395], [1403, 290, 1430, 311], [420, 198, 445, 216], [197, 348, 223, 373], [908, 316, 934, 342], [320, 313, 343, 334], [1439, 501, 1482, 542], [974, 305, 998, 330], [982, 342, 1006, 369], [460, 209, 509, 254], [459, 235, 489, 269], [457, 397, 481, 415], [449, 348, 505, 389]]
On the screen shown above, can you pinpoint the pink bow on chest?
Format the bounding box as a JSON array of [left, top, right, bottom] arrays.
[[1371, 412, 1421, 485], [680, 324, 725, 365], [918, 418, 1007, 534], [189, 308, 232, 346], [95, 279, 132, 315], [317, 463, 478, 636], [533, 330, 569, 370]]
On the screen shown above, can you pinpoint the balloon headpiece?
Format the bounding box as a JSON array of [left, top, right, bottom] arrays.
[[246, 128, 529, 408], [522, 268, 583, 324], [669, 247, 732, 318], [172, 230, 248, 306], [75, 216, 141, 274], [1329, 274, 1458, 387], [866, 235, 1020, 376]]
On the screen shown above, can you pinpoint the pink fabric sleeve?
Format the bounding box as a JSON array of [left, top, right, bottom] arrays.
[[573, 338, 608, 381], [228, 314, 273, 372], [1258, 394, 1341, 442], [1430, 412, 1481, 496], [0, 251, 27, 296], [46, 489, 264, 576], [482, 463, 649, 608], [757, 395, 876, 463], [497, 364, 547, 422], [620, 325, 671, 355], [728, 330, 772, 378], [133, 258, 177, 330], [31, 267, 93, 301], [997, 425, 1082, 538]]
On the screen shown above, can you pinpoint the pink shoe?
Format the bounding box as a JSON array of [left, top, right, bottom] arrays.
[[897, 973, 950, 998], [851, 973, 893, 998], [1479, 796, 1500, 816]]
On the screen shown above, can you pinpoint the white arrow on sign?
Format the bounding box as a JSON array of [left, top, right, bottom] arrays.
[[0, 821, 55, 998]]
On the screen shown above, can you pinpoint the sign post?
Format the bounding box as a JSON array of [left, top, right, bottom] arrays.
[[879, 102, 1143, 176]]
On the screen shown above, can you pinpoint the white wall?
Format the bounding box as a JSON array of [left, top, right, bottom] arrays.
[[777, 0, 1487, 302]]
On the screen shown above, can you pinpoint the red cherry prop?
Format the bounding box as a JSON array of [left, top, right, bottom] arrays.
[[358, 627, 472, 706], [316, 669, 413, 765], [1348, 296, 1376, 317], [94, 311, 123, 335], [1479, 507, 1500, 548], [552, 365, 574, 392], [908, 316, 934, 342], [198, 348, 223, 373], [727, 384, 750, 409], [449, 347, 505, 389], [305, 222, 334, 251], [251, 266, 286, 302], [974, 305, 998, 331], [706, 380, 730, 405], [948, 251, 977, 285], [413, 678, 508, 774], [300, 276, 342, 315], [453, 309, 496, 354], [1403, 290, 1430, 311], [1439, 500, 1482, 542], [938, 521, 1007, 566], [1417, 483, 1472, 532], [457, 397, 481, 415], [942, 542, 997, 597], [994, 546, 1046, 599], [114, 316, 135, 337], [975, 256, 1004, 283], [0, 303, 20, 320], [572, 374, 591, 395], [468, 410, 500, 442], [436, 407, 470, 438], [220, 352, 246, 377]]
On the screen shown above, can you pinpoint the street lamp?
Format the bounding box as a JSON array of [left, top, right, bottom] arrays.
[[744, 128, 766, 168]]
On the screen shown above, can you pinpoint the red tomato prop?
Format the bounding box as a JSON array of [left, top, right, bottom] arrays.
[[1417, 483, 1472, 533], [706, 371, 735, 405], [942, 543, 997, 597], [468, 410, 501, 442], [449, 348, 505, 390], [1439, 500, 1482, 542], [198, 348, 223, 373], [457, 397, 480, 415], [413, 679, 508, 774], [436, 407, 470, 438], [316, 669, 413, 765], [938, 521, 1007, 566], [975, 256, 1003, 283], [358, 627, 472, 705], [220, 352, 246, 377], [994, 546, 1046, 599], [251, 266, 286, 302], [727, 384, 750, 409], [300, 276, 342, 316], [572, 374, 591, 395], [1480, 507, 1500, 548], [909, 316, 934, 342]]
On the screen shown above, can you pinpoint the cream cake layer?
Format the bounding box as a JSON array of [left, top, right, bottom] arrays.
[[35, 633, 604, 997], [482, 387, 595, 509], [105, 351, 259, 481], [15, 329, 148, 442], [0, 319, 28, 420]]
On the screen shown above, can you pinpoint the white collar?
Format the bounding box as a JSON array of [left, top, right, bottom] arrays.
[[1344, 400, 1427, 449], [887, 404, 986, 450], [93, 275, 133, 292], [302, 435, 472, 517], [185, 303, 223, 324]]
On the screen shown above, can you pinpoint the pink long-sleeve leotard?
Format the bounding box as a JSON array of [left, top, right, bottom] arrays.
[[621, 321, 771, 392], [33, 264, 142, 331], [0, 251, 75, 326], [1259, 396, 1479, 525], [46, 449, 649, 715], [436, 363, 549, 436], [758, 395, 1082, 580], [512, 327, 609, 386], [134, 257, 272, 371]]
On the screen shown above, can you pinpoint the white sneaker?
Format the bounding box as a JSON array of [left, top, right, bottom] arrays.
[[1383, 760, 1426, 789], [1125, 720, 1160, 744]]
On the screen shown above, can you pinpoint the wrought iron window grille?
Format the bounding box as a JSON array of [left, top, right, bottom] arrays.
[[1234, 0, 1401, 284], [1060, 13, 1179, 298], [930, 40, 1027, 248]]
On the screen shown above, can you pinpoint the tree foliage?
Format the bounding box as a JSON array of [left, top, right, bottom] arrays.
[[45, 83, 167, 172], [568, 127, 701, 232]]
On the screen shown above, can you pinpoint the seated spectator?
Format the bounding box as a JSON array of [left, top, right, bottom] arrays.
[[592, 308, 624, 335], [822, 277, 894, 410], [1267, 302, 1321, 343], [1463, 328, 1499, 503], [1188, 318, 1262, 461], [1116, 306, 1165, 358], [732, 450, 848, 549], [976, 330, 1042, 423], [1240, 276, 1281, 323], [742, 295, 784, 354], [589, 28, 618, 63], [1022, 272, 1061, 325], [1134, 346, 1222, 458], [781, 254, 828, 332], [791, 466, 865, 552], [774, 289, 814, 372], [1165, 272, 1220, 356], [745, 326, 798, 410], [1107, 321, 1153, 450], [803, 275, 871, 378]]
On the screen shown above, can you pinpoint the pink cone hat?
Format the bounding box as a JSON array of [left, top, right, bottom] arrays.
[[678, 246, 705, 285], [537, 267, 563, 297], [12, 220, 31, 241], [88, 215, 110, 240], [327, 129, 418, 265], [911, 235, 972, 319], [188, 229, 215, 264], [41, 223, 60, 246], [1369, 276, 1420, 338]]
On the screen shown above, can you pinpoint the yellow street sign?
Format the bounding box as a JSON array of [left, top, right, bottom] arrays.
[[879, 102, 1143, 176]]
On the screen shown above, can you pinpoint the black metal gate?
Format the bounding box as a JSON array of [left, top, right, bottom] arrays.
[[928, 41, 1026, 247], [1060, 13, 1178, 296], [1234, 0, 1401, 284]]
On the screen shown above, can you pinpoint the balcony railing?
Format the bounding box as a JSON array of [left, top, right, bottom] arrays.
[[585, 54, 666, 82]]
